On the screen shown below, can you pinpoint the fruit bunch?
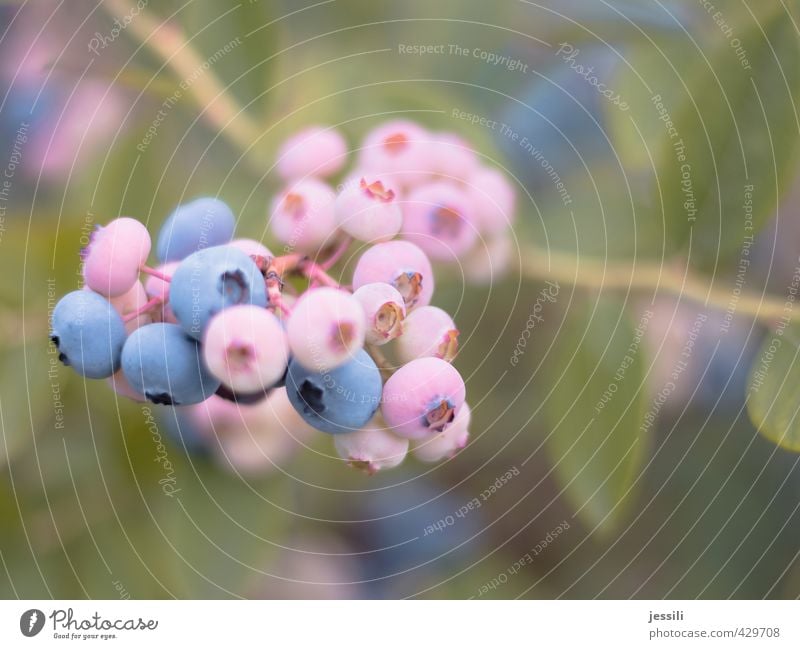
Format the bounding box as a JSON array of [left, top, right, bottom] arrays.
[[49, 120, 514, 474]]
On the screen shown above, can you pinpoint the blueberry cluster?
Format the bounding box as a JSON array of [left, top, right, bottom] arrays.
[[50, 120, 515, 474]]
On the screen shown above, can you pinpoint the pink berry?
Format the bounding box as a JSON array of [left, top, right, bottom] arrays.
[[144, 261, 180, 324], [287, 288, 366, 371], [431, 132, 480, 181], [334, 420, 409, 474], [83, 217, 151, 297], [380, 357, 466, 439], [396, 306, 458, 363], [229, 238, 273, 260], [110, 280, 153, 334], [334, 177, 403, 242], [203, 305, 289, 393], [276, 126, 347, 181], [352, 282, 406, 345], [359, 120, 433, 186], [467, 167, 516, 234], [402, 182, 477, 261], [464, 233, 513, 284], [269, 179, 337, 252], [412, 402, 470, 463], [352, 240, 434, 310]]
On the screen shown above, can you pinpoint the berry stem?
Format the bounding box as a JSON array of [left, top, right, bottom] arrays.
[[301, 261, 342, 289], [140, 265, 172, 282], [122, 296, 164, 323], [520, 249, 787, 324], [320, 235, 353, 271]]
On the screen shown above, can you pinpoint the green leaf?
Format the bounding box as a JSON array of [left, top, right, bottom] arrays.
[[609, 10, 800, 265], [747, 326, 800, 451], [543, 299, 649, 535]]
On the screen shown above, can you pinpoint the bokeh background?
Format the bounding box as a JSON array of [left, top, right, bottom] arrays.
[[2, 0, 800, 599]]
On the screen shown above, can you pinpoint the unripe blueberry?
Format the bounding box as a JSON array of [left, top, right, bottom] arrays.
[[396, 306, 458, 363], [287, 288, 366, 371], [467, 166, 516, 235], [110, 280, 153, 334], [83, 217, 151, 297], [381, 357, 466, 439], [463, 233, 513, 284], [156, 197, 236, 263], [412, 402, 470, 463], [352, 240, 434, 310], [402, 182, 477, 261], [169, 245, 269, 340], [334, 420, 409, 474], [352, 282, 406, 345], [50, 290, 127, 379], [269, 179, 337, 252], [431, 131, 480, 181], [334, 177, 403, 242], [203, 305, 289, 393], [359, 120, 433, 186], [276, 126, 347, 180], [340, 169, 402, 200]]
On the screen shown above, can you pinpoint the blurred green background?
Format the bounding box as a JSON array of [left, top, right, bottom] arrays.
[[2, 0, 800, 598]]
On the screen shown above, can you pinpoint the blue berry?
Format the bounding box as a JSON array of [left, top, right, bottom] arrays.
[[50, 290, 126, 379], [156, 197, 236, 263], [169, 245, 268, 340], [285, 348, 382, 434], [121, 323, 220, 405]]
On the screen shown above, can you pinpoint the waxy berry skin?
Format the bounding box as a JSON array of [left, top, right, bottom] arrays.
[[169, 245, 268, 340], [277, 126, 348, 180], [334, 177, 403, 243], [287, 288, 366, 372], [402, 182, 478, 261], [431, 132, 480, 181], [467, 166, 516, 235], [229, 238, 273, 260], [380, 357, 466, 440], [156, 197, 236, 263], [352, 240, 434, 310], [83, 217, 151, 297], [269, 179, 337, 251], [352, 282, 406, 345], [285, 348, 382, 435], [203, 305, 289, 394], [50, 290, 127, 379], [121, 322, 220, 406], [359, 120, 433, 187], [412, 402, 471, 463], [396, 305, 458, 363], [334, 421, 409, 474]]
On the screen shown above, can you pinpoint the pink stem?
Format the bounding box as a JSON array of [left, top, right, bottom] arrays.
[[140, 265, 172, 282], [320, 236, 352, 271], [123, 296, 163, 322], [302, 261, 342, 289]]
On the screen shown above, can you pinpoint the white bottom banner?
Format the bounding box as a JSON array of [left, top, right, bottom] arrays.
[[0, 600, 797, 647]]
